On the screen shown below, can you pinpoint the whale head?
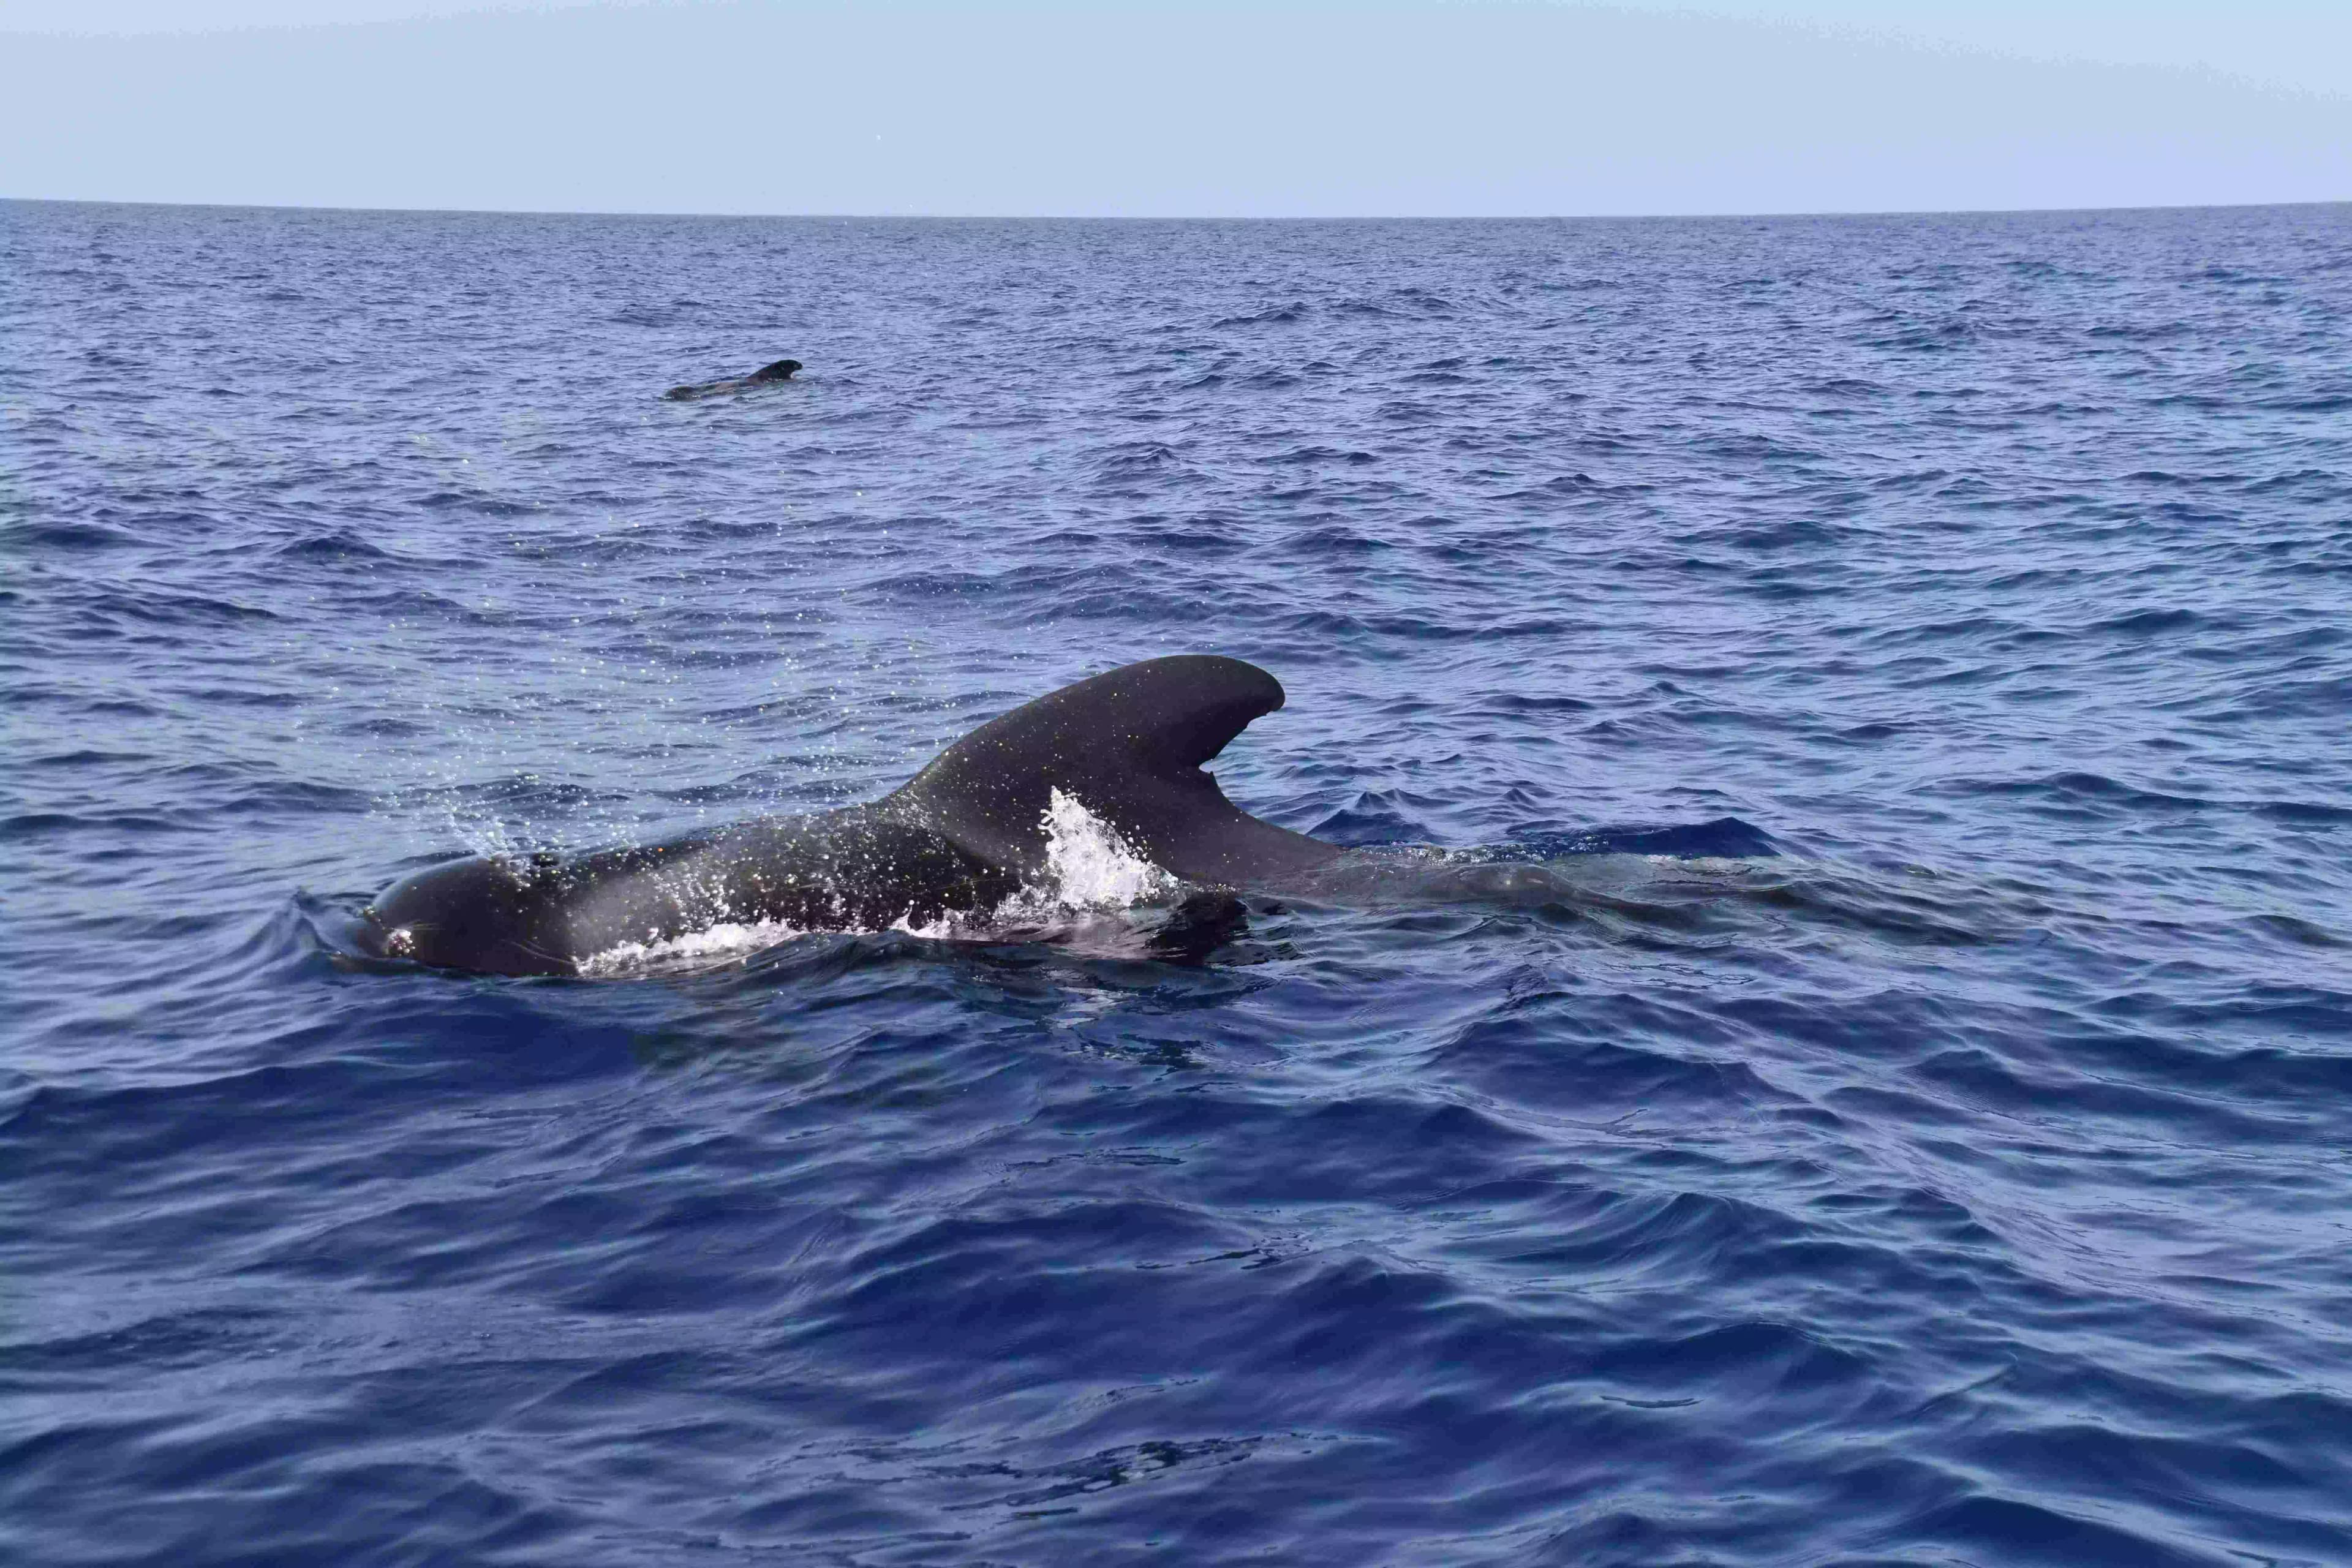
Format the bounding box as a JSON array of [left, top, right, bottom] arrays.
[[360, 853, 575, 976]]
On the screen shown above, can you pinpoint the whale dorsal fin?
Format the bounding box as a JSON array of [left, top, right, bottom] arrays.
[[883, 655, 1337, 886]]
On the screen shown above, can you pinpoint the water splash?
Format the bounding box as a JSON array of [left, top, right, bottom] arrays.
[[896, 790, 1180, 951], [1031, 787, 1176, 910]]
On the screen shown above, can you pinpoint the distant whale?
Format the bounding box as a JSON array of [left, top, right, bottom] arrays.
[[662, 358, 803, 401], [360, 656, 1341, 976]]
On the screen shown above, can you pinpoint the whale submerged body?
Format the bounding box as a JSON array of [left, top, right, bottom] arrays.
[[662, 358, 803, 401], [361, 656, 1340, 976]]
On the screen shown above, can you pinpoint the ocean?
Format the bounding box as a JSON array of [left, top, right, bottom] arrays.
[[5, 198, 2350, 1565]]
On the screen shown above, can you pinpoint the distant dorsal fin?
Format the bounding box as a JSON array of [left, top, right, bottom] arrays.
[[883, 655, 1337, 886]]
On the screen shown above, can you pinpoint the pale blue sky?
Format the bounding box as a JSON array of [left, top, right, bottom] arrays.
[[3, 1, 2345, 216]]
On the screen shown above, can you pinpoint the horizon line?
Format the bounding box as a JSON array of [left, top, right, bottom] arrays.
[[8, 194, 2349, 224]]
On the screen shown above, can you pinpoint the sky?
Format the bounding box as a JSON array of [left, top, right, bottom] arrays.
[[1, 1, 2345, 216]]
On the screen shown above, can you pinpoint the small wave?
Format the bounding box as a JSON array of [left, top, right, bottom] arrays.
[[1797, 376, 1888, 398], [2087, 320, 2192, 341], [2261, 393, 2352, 413], [1277, 526, 1387, 557], [1088, 440, 1183, 480], [1860, 318, 1988, 352], [1212, 301, 1305, 327], [1501, 472, 1653, 503], [5, 521, 137, 551], [2256, 799, 2352, 826], [1478, 693, 1595, 715], [2088, 607, 2200, 635], [415, 490, 534, 518], [274, 530, 398, 563], [1510, 817, 1777, 860], [1332, 287, 1461, 318], [1310, 790, 1439, 847], [1698, 434, 1827, 462], [86, 590, 277, 627], [1261, 445, 1377, 467], [1945, 771, 2214, 815]]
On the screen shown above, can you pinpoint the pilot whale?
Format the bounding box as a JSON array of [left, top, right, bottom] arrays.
[[662, 358, 802, 401], [360, 655, 1340, 976]]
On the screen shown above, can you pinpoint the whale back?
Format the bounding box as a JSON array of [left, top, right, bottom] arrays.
[[883, 655, 1337, 886]]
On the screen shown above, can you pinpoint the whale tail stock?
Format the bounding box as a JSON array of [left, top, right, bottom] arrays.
[[884, 655, 1337, 887]]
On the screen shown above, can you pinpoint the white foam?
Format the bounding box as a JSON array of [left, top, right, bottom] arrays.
[[889, 912, 965, 941], [1034, 786, 1175, 909], [903, 790, 1176, 953], [578, 918, 806, 977]]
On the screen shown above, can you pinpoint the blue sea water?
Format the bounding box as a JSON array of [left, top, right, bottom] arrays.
[[5, 198, 2352, 1566]]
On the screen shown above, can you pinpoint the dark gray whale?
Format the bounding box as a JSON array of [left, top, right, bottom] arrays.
[[359, 655, 1338, 976], [662, 357, 802, 401]]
